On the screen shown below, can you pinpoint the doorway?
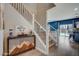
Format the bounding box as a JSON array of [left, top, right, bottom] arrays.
[[59, 24, 73, 37]]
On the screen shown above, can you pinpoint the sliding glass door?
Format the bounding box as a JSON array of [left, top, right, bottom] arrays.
[[59, 24, 73, 37]]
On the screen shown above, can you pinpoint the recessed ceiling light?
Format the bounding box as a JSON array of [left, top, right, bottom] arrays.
[[74, 8, 78, 11]]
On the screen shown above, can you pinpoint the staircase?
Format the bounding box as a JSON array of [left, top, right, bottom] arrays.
[[48, 24, 59, 47], [9, 3, 48, 55], [10, 3, 33, 24]]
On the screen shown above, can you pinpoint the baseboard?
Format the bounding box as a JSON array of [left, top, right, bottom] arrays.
[[3, 52, 9, 56], [35, 47, 47, 55]]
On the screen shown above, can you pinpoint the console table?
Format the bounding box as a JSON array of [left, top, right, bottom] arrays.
[[7, 34, 36, 56]]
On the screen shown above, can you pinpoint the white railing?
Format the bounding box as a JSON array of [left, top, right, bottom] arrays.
[[10, 3, 48, 54], [10, 3, 33, 24], [34, 19, 46, 32], [33, 18, 47, 54], [48, 24, 59, 46], [34, 19, 47, 45]]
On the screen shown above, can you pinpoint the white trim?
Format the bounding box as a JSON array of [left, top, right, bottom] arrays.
[[36, 47, 47, 55], [48, 17, 79, 22], [48, 24, 57, 30], [34, 19, 46, 32], [32, 14, 34, 30], [32, 29, 46, 48], [49, 43, 55, 48], [49, 34, 57, 42], [48, 24, 58, 44], [32, 29, 47, 55], [32, 14, 47, 50], [46, 25, 49, 54]]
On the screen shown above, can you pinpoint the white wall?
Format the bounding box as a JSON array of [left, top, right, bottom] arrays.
[[0, 4, 4, 30], [23, 3, 54, 54], [23, 3, 37, 14], [3, 4, 55, 55], [24, 3, 55, 29], [0, 30, 3, 55], [47, 3, 79, 22], [5, 4, 31, 28], [0, 4, 1, 29], [4, 4, 32, 37], [3, 4, 32, 55]]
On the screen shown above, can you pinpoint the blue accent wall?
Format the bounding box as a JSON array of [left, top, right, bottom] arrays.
[[59, 20, 73, 25], [48, 21, 58, 31], [48, 18, 79, 31]]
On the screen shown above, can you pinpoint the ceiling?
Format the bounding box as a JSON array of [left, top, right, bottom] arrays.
[[47, 3, 79, 22]]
